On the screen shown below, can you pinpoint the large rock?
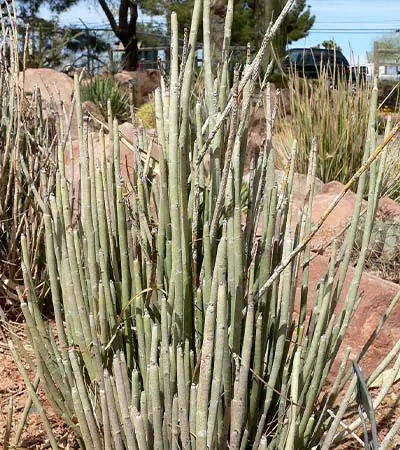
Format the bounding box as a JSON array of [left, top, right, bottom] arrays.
[[300, 255, 400, 379], [276, 169, 325, 205], [310, 181, 362, 249], [378, 196, 400, 221], [64, 122, 160, 213], [310, 181, 400, 251], [20, 68, 79, 139], [242, 169, 324, 207], [114, 70, 160, 106], [20, 68, 74, 108], [245, 169, 325, 238]]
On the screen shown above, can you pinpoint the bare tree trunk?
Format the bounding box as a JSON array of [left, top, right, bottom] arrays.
[[116, 26, 138, 71], [98, 0, 138, 71], [210, 0, 227, 66]]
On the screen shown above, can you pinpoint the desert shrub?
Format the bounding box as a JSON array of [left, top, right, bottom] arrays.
[[82, 76, 130, 123], [274, 70, 371, 184], [136, 99, 156, 129], [6, 2, 400, 450]]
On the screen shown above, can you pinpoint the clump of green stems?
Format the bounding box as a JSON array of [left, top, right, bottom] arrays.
[[0, 10, 57, 314], [382, 133, 400, 201], [82, 76, 130, 123], [7, 1, 400, 449], [274, 67, 371, 184]]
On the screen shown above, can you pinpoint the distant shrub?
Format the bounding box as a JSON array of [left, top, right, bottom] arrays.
[[136, 99, 156, 129], [274, 71, 371, 184], [82, 77, 130, 123]]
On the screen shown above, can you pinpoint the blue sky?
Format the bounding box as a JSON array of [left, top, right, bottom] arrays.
[[295, 0, 400, 64], [43, 0, 400, 64]]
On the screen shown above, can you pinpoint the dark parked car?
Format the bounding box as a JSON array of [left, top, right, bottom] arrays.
[[283, 48, 351, 80]]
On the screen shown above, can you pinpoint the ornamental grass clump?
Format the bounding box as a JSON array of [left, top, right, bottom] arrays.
[[82, 76, 130, 123], [274, 68, 371, 184], [7, 0, 400, 449]]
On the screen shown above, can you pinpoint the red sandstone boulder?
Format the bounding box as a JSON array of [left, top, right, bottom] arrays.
[[378, 196, 400, 221], [64, 122, 160, 205], [20, 68, 79, 138], [310, 181, 400, 250], [304, 182, 400, 377], [300, 255, 400, 379], [114, 70, 160, 106], [20, 68, 74, 108], [310, 181, 361, 249]]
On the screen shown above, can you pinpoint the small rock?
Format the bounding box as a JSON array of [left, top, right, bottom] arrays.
[[114, 70, 160, 107]]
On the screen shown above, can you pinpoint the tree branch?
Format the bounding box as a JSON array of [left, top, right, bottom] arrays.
[[128, 2, 138, 35], [119, 0, 129, 29], [97, 0, 119, 34]]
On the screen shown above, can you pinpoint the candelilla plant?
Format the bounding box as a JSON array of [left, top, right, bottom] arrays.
[[0, 12, 57, 314], [8, 0, 400, 449]]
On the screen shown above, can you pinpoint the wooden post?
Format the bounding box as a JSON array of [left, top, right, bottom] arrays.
[[373, 41, 379, 78]]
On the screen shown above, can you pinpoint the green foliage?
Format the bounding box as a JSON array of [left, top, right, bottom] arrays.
[[16, 6, 108, 70], [16, 0, 79, 16], [230, 0, 257, 45], [66, 30, 109, 54], [320, 39, 342, 52], [286, 0, 315, 43], [24, 23, 75, 69], [248, 0, 315, 53], [137, 21, 168, 48], [368, 32, 400, 63], [140, 0, 196, 37], [140, 0, 314, 49], [22, 22, 106, 70], [82, 77, 130, 123], [275, 72, 371, 184], [139, 0, 167, 16]]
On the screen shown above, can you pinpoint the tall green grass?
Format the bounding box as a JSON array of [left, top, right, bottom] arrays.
[[82, 76, 130, 123], [274, 70, 371, 184]]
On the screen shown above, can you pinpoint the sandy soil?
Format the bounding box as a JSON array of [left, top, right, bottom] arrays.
[[1, 323, 399, 449], [0, 322, 77, 449]]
